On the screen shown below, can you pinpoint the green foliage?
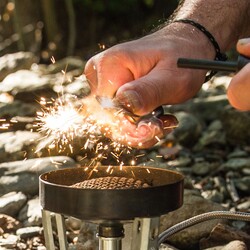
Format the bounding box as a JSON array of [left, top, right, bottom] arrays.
[[143, 0, 154, 7]]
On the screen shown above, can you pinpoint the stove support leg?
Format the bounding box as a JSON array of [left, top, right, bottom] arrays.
[[55, 213, 68, 250], [131, 217, 160, 250], [42, 209, 68, 250], [42, 209, 56, 250]]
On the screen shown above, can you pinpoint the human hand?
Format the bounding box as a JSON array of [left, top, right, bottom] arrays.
[[85, 23, 215, 115], [227, 38, 250, 111], [84, 23, 215, 147], [105, 112, 178, 149], [90, 97, 178, 149]]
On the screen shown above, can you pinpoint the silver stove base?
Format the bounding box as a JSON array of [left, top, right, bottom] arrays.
[[42, 209, 160, 250]]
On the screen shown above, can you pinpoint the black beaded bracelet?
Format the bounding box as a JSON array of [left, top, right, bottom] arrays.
[[173, 18, 227, 81]]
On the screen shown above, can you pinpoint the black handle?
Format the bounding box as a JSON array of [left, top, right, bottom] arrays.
[[177, 54, 250, 72], [237, 55, 250, 70]]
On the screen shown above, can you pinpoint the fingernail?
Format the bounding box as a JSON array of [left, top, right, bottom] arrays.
[[238, 38, 250, 45], [117, 90, 143, 113]]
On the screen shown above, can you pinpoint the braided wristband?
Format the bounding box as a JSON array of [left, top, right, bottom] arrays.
[[173, 18, 227, 81]]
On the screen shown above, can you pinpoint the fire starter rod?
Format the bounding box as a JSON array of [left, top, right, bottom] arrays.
[[177, 54, 250, 72]]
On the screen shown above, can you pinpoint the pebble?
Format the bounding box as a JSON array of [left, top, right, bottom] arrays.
[[0, 52, 37, 81], [0, 192, 27, 217], [16, 226, 42, 239], [0, 234, 19, 249], [222, 158, 250, 171], [234, 176, 250, 194], [173, 111, 202, 147], [192, 161, 212, 176], [18, 196, 41, 227]]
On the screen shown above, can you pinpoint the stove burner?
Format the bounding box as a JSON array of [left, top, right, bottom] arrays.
[[71, 176, 151, 189], [40, 166, 184, 221]]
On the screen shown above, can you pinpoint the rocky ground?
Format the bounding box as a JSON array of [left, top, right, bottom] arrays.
[[0, 52, 250, 250]]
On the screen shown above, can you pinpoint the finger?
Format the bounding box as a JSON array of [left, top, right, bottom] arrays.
[[227, 63, 250, 111], [127, 115, 177, 149], [84, 58, 98, 94], [84, 51, 135, 98], [159, 114, 179, 132], [237, 38, 250, 57], [116, 65, 205, 116], [116, 119, 164, 149], [108, 114, 178, 149]]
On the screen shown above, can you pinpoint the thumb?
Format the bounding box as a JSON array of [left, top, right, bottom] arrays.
[[237, 38, 250, 57], [227, 63, 250, 111], [116, 66, 203, 116]]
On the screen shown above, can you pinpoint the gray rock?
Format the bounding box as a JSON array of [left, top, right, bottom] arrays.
[[0, 234, 19, 249], [241, 168, 250, 175], [160, 189, 225, 249], [227, 149, 248, 159], [203, 240, 247, 250], [234, 176, 250, 194], [197, 75, 231, 98], [192, 162, 212, 176], [16, 226, 42, 239], [213, 177, 228, 200], [146, 151, 165, 163], [0, 100, 38, 117], [207, 120, 223, 131], [0, 131, 41, 162], [18, 196, 41, 226], [173, 111, 202, 147], [0, 214, 21, 233], [194, 120, 226, 150], [63, 78, 90, 96], [35, 134, 94, 159], [201, 190, 224, 203], [167, 94, 229, 122], [231, 220, 247, 231], [221, 107, 250, 145], [158, 144, 181, 160], [37, 247, 46, 250], [0, 70, 56, 101], [0, 192, 27, 217], [236, 199, 250, 210], [0, 70, 51, 93], [3, 131, 40, 153], [0, 155, 76, 174], [0, 174, 39, 196], [6, 116, 37, 131], [0, 156, 76, 196], [166, 156, 192, 169], [222, 158, 250, 171], [160, 243, 180, 250], [220, 240, 247, 250], [210, 75, 232, 90], [46, 56, 85, 74], [200, 223, 250, 249], [0, 52, 37, 81]]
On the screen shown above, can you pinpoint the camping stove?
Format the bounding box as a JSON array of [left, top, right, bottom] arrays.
[[39, 166, 184, 250]]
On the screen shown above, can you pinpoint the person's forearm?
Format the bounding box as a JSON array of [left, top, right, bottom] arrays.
[[172, 0, 250, 52]]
